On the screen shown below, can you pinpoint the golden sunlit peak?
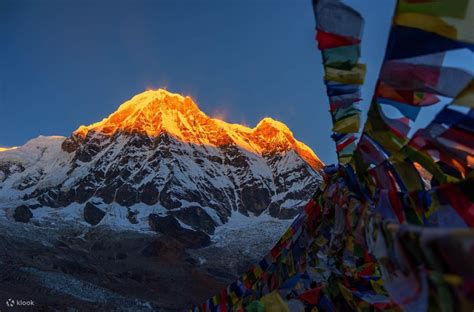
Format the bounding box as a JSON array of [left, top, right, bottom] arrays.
[[72, 88, 199, 138], [0, 146, 18, 152], [256, 117, 292, 134], [109, 88, 198, 116], [69, 89, 323, 170]]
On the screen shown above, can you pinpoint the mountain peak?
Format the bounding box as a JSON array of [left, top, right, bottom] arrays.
[[256, 117, 292, 134], [70, 89, 323, 170], [129, 89, 199, 111], [74, 89, 199, 138]]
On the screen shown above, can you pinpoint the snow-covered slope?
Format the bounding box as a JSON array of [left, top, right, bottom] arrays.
[[0, 89, 323, 237], [0, 136, 73, 201]]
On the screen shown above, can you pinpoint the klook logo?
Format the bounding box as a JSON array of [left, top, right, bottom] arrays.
[[5, 299, 15, 307], [5, 298, 35, 308]]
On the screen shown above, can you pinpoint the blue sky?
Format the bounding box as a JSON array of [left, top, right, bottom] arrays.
[[0, 0, 396, 164]]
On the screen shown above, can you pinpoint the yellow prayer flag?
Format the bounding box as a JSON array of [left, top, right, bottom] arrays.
[[338, 283, 355, 305], [338, 155, 352, 165], [396, 0, 474, 43], [333, 114, 360, 134], [286, 251, 296, 277], [346, 234, 354, 252], [391, 161, 425, 192], [397, 0, 469, 19], [395, 13, 457, 40], [260, 291, 290, 312], [325, 64, 366, 85], [282, 229, 293, 241], [441, 2, 474, 44], [230, 292, 239, 304], [443, 273, 463, 286], [254, 265, 263, 279], [371, 279, 385, 294], [453, 80, 474, 107]]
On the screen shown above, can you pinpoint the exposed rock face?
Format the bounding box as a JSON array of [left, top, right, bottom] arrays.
[[148, 214, 211, 248], [84, 202, 106, 226], [149, 214, 181, 233], [13, 205, 33, 223], [171, 207, 216, 235], [0, 89, 323, 234]]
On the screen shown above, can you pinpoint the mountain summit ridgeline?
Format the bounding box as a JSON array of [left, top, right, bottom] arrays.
[[0, 89, 323, 235]]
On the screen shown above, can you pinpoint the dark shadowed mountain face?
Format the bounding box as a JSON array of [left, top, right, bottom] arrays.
[[0, 89, 323, 310]]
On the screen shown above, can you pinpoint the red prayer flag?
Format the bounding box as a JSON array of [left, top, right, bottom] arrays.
[[376, 82, 439, 106], [316, 29, 360, 50], [439, 183, 474, 227], [298, 287, 323, 305], [336, 135, 357, 152], [220, 289, 227, 312], [388, 190, 405, 223]]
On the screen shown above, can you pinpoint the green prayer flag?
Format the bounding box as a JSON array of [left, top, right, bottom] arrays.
[[322, 45, 361, 70]]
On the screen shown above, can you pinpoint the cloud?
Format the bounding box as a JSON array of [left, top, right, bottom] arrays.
[[210, 106, 230, 121]]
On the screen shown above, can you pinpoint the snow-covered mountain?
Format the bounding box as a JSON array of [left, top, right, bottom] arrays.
[[0, 89, 323, 238], [0, 89, 324, 309]]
